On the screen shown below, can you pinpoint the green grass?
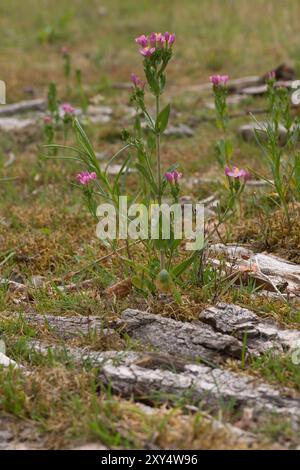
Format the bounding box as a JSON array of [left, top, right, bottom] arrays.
[[250, 351, 300, 391], [1, 0, 300, 100]]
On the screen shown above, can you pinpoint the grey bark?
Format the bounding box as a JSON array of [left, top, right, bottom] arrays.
[[199, 303, 300, 353], [117, 308, 244, 363], [25, 314, 114, 340], [25, 302, 300, 361], [28, 342, 300, 430]]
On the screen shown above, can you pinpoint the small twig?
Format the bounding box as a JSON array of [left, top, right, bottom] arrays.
[[66, 240, 142, 279]]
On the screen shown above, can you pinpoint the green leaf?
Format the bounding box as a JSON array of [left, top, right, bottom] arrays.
[[135, 163, 158, 194], [294, 153, 300, 201], [171, 251, 198, 279], [132, 275, 155, 293], [0, 339, 6, 355], [145, 69, 160, 96], [112, 153, 132, 195], [73, 119, 99, 170], [155, 103, 170, 134]]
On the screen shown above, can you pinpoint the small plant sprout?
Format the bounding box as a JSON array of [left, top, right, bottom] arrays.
[[75, 69, 89, 113], [210, 74, 232, 168], [61, 102, 75, 144], [61, 46, 71, 96], [44, 82, 60, 155], [47, 82, 59, 123], [43, 115, 54, 149], [252, 72, 300, 226], [225, 165, 250, 210]]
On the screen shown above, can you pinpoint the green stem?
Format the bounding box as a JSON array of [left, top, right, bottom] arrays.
[[155, 94, 165, 270], [156, 95, 161, 197]]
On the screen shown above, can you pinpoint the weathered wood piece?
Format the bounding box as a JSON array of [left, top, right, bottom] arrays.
[[239, 81, 294, 96], [238, 122, 288, 145], [164, 124, 194, 137], [119, 307, 300, 358], [0, 117, 36, 132], [209, 244, 300, 295], [25, 314, 114, 340], [24, 300, 300, 361], [118, 308, 243, 362], [0, 99, 46, 116], [28, 342, 300, 430], [199, 303, 300, 352]]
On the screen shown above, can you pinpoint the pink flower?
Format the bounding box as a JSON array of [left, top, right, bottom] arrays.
[[135, 35, 148, 48], [76, 171, 97, 186], [167, 33, 176, 46], [149, 32, 157, 47], [149, 32, 167, 47], [43, 115, 52, 124], [155, 33, 165, 46], [165, 172, 174, 183], [173, 170, 182, 182], [225, 166, 249, 180], [210, 75, 229, 87], [130, 73, 145, 89], [61, 46, 69, 56], [139, 47, 156, 57], [267, 70, 276, 81], [136, 32, 175, 52], [165, 170, 182, 183], [61, 103, 75, 115]]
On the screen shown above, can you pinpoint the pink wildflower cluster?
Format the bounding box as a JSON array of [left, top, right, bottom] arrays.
[[76, 171, 97, 185], [165, 170, 182, 183], [209, 75, 229, 87], [131, 73, 145, 89], [135, 32, 175, 57], [61, 103, 75, 115], [225, 166, 249, 180]]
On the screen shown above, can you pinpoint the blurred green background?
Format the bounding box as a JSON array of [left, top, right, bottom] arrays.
[[1, 0, 300, 100]]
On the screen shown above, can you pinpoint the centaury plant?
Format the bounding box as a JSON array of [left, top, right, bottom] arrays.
[[49, 33, 202, 295], [251, 72, 300, 225], [48, 33, 242, 298], [43, 80, 76, 155], [210, 74, 233, 168], [210, 75, 249, 214], [49, 32, 253, 297]]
